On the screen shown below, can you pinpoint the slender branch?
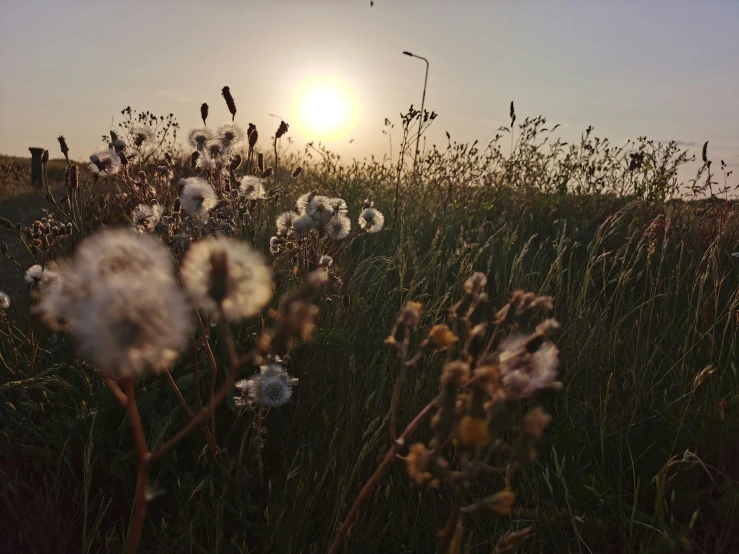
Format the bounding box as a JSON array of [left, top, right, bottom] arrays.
[[104, 376, 128, 407], [328, 398, 439, 554], [437, 488, 464, 554]]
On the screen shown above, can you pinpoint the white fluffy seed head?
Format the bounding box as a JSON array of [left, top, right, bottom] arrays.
[[326, 214, 351, 240], [276, 211, 297, 235], [239, 176, 266, 200], [328, 198, 348, 216], [130, 124, 156, 149], [132, 204, 163, 233], [69, 275, 192, 380], [180, 237, 273, 322], [307, 195, 333, 225], [89, 149, 122, 175], [359, 208, 385, 233], [217, 122, 244, 149], [188, 126, 212, 151], [320, 255, 333, 268], [179, 177, 218, 220], [0, 291, 9, 311], [296, 192, 316, 214], [292, 214, 317, 237]]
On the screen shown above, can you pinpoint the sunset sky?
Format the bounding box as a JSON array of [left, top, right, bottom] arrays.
[[1, 0, 737, 175]]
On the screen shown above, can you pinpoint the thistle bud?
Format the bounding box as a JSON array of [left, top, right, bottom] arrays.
[[200, 102, 209, 125], [190, 151, 200, 168], [229, 154, 243, 171], [41, 150, 49, 165], [221, 86, 237, 120], [57, 135, 69, 161], [249, 128, 259, 149], [110, 130, 118, 142], [257, 152, 264, 172], [291, 167, 303, 178]]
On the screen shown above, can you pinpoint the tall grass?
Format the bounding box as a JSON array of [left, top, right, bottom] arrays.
[[1, 95, 737, 554]]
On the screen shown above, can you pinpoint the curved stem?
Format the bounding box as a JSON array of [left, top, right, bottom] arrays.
[[328, 398, 439, 554], [123, 379, 150, 554]]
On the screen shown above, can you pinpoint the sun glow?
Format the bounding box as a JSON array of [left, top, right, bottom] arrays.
[[291, 77, 359, 142]]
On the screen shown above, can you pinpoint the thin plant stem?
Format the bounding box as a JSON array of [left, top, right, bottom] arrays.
[[328, 397, 439, 554], [122, 378, 150, 554]]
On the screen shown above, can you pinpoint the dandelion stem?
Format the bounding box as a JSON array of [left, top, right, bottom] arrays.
[[122, 378, 150, 554], [328, 397, 439, 554]]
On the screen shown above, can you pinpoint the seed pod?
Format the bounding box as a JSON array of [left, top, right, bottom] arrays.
[[249, 128, 259, 149], [291, 167, 303, 178], [200, 102, 209, 125], [190, 151, 200, 168], [257, 152, 264, 172], [41, 150, 49, 164], [229, 154, 243, 171], [57, 135, 69, 160]]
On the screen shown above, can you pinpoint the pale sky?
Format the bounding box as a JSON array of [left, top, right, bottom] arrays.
[[1, 0, 738, 178]]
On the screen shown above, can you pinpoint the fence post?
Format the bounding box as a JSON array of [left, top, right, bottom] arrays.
[[29, 147, 45, 186]]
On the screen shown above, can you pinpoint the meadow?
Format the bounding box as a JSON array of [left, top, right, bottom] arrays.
[[0, 93, 737, 554]]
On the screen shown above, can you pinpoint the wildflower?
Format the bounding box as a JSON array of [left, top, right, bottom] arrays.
[[69, 275, 192, 380], [441, 360, 471, 388], [0, 291, 9, 311], [292, 214, 317, 237], [359, 207, 384, 233], [188, 126, 212, 151], [428, 324, 459, 348], [180, 237, 272, 321], [276, 211, 297, 235], [307, 195, 333, 224], [179, 177, 218, 220], [522, 406, 551, 440], [326, 214, 351, 240], [319, 255, 333, 268], [74, 228, 175, 286], [130, 123, 155, 149], [89, 148, 122, 175], [217, 122, 244, 149], [238, 175, 266, 200], [457, 415, 491, 447], [131, 204, 164, 233]]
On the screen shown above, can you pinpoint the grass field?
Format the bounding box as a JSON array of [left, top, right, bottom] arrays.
[[1, 108, 738, 554]]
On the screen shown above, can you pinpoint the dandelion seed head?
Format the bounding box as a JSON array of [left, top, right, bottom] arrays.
[[188, 126, 212, 151], [74, 228, 175, 283], [217, 122, 244, 149], [25, 264, 44, 284], [269, 236, 286, 255], [132, 204, 164, 233], [296, 192, 316, 214], [499, 334, 560, 397], [70, 276, 192, 380], [320, 255, 333, 268], [238, 176, 266, 200], [181, 237, 272, 321], [179, 177, 218, 220], [292, 214, 317, 237], [326, 214, 351, 240], [328, 197, 348, 216], [276, 211, 297, 235], [89, 149, 122, 175], [359, 208, 384, 233], [307, 195, 333, 224], [130, 123, 155, 149]]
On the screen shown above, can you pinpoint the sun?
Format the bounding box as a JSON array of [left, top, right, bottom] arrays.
[[291, 77, 359, 142]]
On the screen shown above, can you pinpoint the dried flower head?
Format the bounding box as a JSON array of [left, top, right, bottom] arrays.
[[276, 120, 289, 139], [235, 362, 298, 407], [179, 177, 218, 219], [130, 123, 155, 149], [521, 406, 551, 440], [296, 191, 317, 214], [428, 324, 459, 348], [326, 214, 351, 240], [269, 236, 286, 255], [89, 148, 122, 175], [457, 415, 491, 447], [221, 85, 237, 119], [188, 126, 212, 151], [238, 175, 266, 200], [464, 272, 488, 295], [181, 237, 272, 321], [319, 255, 333, 268], [498, 333, 560, 397], [328, 197, 348, 216], [200, 102, 209, 125], [291, 167, 303, 178], [405, 443, 448, 487], [441, 360, 471, 388], [359, 208, 384, 233]]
